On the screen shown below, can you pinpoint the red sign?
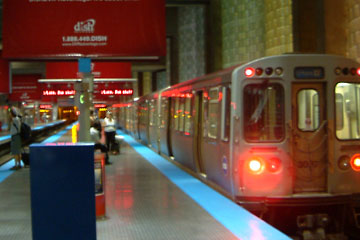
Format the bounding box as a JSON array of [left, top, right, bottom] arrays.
[[0, 58, 9, 94], [40, 104, 53, 109], [3, 0, 166, 59], [9, 74, 42, 101], [46, 62, 132, 79], [43, 90, 76, 96], [91, 62, 132, 78], [46, 62, 79, 79], [100, 89, 133, 95]]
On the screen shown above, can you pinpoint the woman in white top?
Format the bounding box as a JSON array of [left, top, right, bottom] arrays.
[[104, 111, 116, 153], [10, 107, 22, 170]]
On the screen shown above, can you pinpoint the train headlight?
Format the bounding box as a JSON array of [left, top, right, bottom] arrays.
[[247, 157, 264, 174], [245, 68, 255, 77], [338, 155, 350, 170], [350, 154, 360, 172], [267, 157, 282, 173]]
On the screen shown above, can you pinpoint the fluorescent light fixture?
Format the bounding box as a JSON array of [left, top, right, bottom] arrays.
[[38, 78, 137, 83]]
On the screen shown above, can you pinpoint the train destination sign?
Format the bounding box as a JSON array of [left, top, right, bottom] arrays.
[[294, 67, 324, 79]]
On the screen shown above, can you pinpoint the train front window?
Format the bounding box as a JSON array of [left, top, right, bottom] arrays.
[[297, 89, 319, 131], [243, 83, 284, 142], [335, 82, 360, 140]]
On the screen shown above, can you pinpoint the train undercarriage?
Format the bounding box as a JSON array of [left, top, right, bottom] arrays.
[[236, 194, 360, 240]]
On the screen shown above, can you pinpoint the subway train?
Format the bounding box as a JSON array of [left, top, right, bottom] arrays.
[[116, 54, 360, 239]]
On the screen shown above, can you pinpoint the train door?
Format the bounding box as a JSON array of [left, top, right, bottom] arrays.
[[291, 83, 327, 193], [194, 91, 206, 175]]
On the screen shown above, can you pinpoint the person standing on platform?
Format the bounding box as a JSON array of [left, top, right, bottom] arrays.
[[104, 111, 116, 154], [10, 107, 22, 170], [90, 121, 111, 165]]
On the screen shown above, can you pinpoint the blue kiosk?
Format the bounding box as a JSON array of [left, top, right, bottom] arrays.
[[30, 142, 96, 240]]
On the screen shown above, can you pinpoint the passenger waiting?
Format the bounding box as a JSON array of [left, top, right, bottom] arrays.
[[10, 107, 22, 170], [90, 121, 111, 165]]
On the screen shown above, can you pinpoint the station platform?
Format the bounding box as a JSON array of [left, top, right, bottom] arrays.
[[0, 124, 290, 240]]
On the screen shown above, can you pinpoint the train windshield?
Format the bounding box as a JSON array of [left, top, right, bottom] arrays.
[[243, 82, 285, 142], [335, 82, 360, 140]]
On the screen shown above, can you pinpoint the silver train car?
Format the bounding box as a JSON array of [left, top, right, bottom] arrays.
[[117, 54, 360, 239]]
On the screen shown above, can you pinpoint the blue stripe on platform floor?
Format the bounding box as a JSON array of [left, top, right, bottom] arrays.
[[0, 135, 11, 142], [117, 130, 291, 240], [0, 160, 23, 182], [0, 122, 76, 183], [41, 122, 76, 143]]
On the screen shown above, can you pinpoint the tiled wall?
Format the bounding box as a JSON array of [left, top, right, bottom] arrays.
[[345, 0, 360, 62], [156, 71, 167, 90], [221, 0, 265, 68], [142, 72, 152, 96], [264, 0, 293, 56], [221, 0, 292, 67], [178, 6, 206, 82]]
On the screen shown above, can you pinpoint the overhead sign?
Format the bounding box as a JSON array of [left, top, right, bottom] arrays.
[[3, 0, 166, 59], [46, 62, 132, 79]]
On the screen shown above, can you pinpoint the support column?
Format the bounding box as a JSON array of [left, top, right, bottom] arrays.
[[74, 72, 93, 142]]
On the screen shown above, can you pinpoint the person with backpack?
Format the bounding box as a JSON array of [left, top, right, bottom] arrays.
[[90, 121, 111, 165], [10, 107, 22, 170]]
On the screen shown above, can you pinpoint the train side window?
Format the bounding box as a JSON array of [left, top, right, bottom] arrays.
[[335, 82, 360, 139], [244, 83, 284, 142], [221, 86, 231, 141], [335, 93, 344, 131], [139, 101, 148, 126], [174, 97, 180, 131], [179, 97, 185, 132], [202, 92, 209, 137], [149, 100, 156, 126], [184, 94, 192, 135], [297, 89, 319, 131], [160, 97, 168, 129], [208, 87, 220, 139]]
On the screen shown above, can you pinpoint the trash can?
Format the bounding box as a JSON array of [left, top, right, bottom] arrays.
[[95, 153, 106, 219]]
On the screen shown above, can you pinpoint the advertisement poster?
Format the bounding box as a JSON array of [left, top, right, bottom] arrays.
[[3, 0, 166, 59], [0, 58, 9, 94], [9, 74, 42, 101]]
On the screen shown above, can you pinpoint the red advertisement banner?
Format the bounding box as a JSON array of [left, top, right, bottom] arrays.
[[9, 74, 42, 101], [0, 58, 9, 94], [3, 0, 166, 59]]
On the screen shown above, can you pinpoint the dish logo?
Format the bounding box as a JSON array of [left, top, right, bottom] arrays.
[[74, 19, 95, 33]]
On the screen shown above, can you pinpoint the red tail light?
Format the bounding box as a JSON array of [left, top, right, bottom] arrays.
[[247, 157, 264, 174], [351, 154, 360, 171], [267, 157, 282, 172]]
